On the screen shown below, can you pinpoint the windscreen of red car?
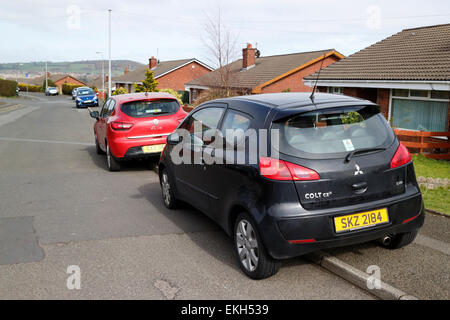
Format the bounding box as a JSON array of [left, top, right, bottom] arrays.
[[120, 99, 179, 118]]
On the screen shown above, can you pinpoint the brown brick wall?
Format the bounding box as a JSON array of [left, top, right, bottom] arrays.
[[157, 62, 211, 92], [261, 56, 340, 93], [376, 88, 390, 119]]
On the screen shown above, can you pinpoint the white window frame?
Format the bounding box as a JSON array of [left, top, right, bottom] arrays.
[[388, 89, 449, 134], [328, 87, 344, 94]]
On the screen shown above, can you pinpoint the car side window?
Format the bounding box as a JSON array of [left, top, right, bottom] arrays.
[[100, 100, 110, 118], [106, 100, 116, 116], [221, 109, 252, 146], [185, 107, 224, 146]]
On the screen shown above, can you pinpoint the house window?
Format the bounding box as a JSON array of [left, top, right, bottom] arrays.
[[391, 89, 449, 132], [328, 87, 343, 94]]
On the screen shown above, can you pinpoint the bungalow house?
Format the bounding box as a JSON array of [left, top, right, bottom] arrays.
[[303, 23, 450, 158], [28, 74, 87, 93], [185, 44, 344, 103], [113, 57, 214, 94]]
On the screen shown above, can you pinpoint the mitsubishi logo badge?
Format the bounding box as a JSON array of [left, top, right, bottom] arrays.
[[354, 164, 364, 175]]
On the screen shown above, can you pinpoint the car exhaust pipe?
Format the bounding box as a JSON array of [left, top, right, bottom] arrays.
[[380, 236, 392, 246]]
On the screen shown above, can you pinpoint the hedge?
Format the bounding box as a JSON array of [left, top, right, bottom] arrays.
[[18, 83, 41, 92], [62, 83, 84, 95], [0, 79, 18, 97]]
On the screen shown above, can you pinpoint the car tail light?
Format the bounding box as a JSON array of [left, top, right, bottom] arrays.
[[111, 121, 133, 131], [390, 143, 411, 168], [259, 157, 320, 181]]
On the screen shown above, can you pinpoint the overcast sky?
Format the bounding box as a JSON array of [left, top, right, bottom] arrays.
[[1, 0, 449, 65]]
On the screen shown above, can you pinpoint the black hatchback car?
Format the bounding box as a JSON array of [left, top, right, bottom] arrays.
[[158, 93, 424, 279]]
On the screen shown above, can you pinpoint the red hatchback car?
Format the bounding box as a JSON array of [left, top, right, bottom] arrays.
[[89, 92, 187, 171]]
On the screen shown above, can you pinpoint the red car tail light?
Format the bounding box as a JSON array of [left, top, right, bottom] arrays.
[[259, 157, 320, 181], [111, 121, 133, 131], [390, 143, 411, 168]]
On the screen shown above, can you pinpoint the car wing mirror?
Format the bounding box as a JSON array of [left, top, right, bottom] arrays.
[[89, 110, 99, 120], [167, 132, 182, 145]]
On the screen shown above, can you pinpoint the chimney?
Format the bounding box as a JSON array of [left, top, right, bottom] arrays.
[[242, 43, 256, 69], [149, 56, 157, 69], [124, 66, 129, 75]]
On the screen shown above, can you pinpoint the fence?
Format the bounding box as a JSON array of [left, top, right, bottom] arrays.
[[394, 129, 450, 160]]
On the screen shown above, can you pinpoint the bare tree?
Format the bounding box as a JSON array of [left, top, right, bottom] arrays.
[[202, 9, 239, 97]]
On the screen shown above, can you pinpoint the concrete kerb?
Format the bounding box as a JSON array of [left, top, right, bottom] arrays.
[[306, 251, 419, 300]]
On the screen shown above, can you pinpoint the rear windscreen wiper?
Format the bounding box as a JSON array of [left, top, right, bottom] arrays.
[[151, 111, 170, 115], [345, 147, 386, 163]]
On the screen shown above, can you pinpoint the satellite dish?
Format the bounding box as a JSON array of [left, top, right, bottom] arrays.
[[255, 49, 261, 58]]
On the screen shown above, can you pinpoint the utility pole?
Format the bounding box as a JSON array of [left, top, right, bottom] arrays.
[[45, 61, 48, 90], [108, 9, 112, 98], [96, 51, 105, 99]]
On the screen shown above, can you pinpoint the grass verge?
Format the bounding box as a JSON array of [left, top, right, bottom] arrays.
[[420, 186, 450, 216], [412, 154, 450, 179]]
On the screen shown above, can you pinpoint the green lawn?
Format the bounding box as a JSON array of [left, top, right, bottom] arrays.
[[412, 155, 449, 215], [420, 187, 450, 215], [412, 154, 450, 179]]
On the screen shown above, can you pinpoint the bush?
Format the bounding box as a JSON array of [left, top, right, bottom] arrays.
[[112, 87, 128, 95], [0, 79, 18, 97], [193, 88, 240, 107], [159, 88, 183, 104], [179, 90, 190, 104], [18, 83, 41, 92], [62, 83, 83, 95]]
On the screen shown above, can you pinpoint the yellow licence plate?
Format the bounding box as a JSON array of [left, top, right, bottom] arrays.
[[142, 144, 165, 153], [334, 208, 389, 233]]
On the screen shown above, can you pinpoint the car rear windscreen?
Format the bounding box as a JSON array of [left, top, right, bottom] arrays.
[[120, 99, 179, 118], [272, 105, 394, 159]]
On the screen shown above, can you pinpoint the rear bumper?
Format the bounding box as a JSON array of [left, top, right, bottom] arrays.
[[109, 135, 167, 159], [259, 189, 425, 260]]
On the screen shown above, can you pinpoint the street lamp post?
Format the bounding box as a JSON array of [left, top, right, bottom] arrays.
[[108, 9, 112, 98]]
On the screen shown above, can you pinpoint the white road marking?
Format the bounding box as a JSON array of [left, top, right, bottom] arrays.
[[0, 137, 94, 146], [0, 104, 23, 113]]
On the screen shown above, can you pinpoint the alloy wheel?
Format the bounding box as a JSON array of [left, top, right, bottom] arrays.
[[236, 219, 259, 272], [161, 171, 171, 206]]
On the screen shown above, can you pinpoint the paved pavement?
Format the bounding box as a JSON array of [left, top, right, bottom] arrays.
[[0, 93, 374, 299], [0, 92, 447, 300]]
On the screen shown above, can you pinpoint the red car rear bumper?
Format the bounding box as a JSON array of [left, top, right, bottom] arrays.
[[108, 135, 168, 159]]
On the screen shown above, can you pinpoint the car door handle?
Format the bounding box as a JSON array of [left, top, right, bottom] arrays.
[[352, 182, 367, 194]]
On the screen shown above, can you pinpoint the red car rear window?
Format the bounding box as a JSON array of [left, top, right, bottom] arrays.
[[121, 99, 179, 118]]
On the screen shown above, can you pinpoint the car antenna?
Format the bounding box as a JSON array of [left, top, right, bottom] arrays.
[[309, 53, 326, 101]]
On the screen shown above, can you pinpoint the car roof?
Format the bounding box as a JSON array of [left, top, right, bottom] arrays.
[[221, 92, 374, 110], [111, 92, 177, 104]]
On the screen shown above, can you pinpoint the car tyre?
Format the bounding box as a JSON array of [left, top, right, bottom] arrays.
[[379, 230, 418, 249], [106, 144, 121, 171], [234, 213, 281, 279], [160, 168, 178, 209]]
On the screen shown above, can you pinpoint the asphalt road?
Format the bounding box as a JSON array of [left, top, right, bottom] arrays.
[[0, 93, 447, 300], [0, 93, 374, 299]]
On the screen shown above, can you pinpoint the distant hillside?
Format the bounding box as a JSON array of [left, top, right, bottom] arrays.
[[0, 60, 145, 78]]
